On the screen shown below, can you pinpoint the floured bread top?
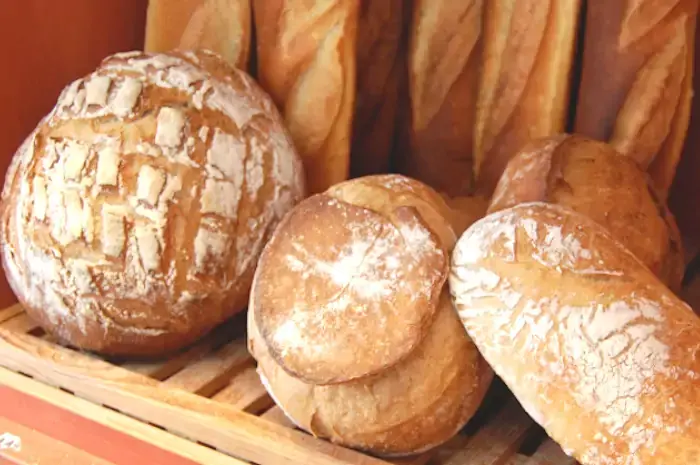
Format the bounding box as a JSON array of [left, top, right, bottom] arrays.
[[450, 202, 700, 465], [252, 174, 450, 385], [0, 50, 305, 352]]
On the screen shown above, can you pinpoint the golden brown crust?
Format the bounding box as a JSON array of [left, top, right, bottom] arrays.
[[249, 291, 493, 457], [574, 0, 698, 199], [253, 0, 359, 194], [0, 50, 305, 357], [450, 202, 700, 464], [145, 0, 252, 70], [474, 0, 581, 195], [488, 134, 684, 291], [399, 0, 483, 196], [253, 193, 447, 385], [349, 0, 404, 177], [248, 174, 493, 454]]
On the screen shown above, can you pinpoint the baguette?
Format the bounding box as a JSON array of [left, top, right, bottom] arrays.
[[349, 0, 405, 178], [474, 0, 581, 195], [145, 0, 252, 70], [450, 202, 700, 464], [253, 0, 359, 194], [399, 0, 483, 196], [575, 0, 698, 199]]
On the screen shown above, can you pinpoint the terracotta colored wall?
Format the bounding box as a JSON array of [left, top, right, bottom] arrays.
[[0, 1, 147, 308]]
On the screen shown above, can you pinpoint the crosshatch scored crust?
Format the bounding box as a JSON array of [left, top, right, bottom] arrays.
[[0, 49, 305, 357]]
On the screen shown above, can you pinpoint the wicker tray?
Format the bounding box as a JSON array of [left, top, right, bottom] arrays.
[[0, 303, 577, 465]]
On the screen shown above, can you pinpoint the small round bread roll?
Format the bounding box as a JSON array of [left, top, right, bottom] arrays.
[[0, 50, 305, 356], [248, 174, 493, 456], [489, 134, 684, 291]]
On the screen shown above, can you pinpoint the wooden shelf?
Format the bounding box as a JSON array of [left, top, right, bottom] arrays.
[[0, 304, 577, 465]]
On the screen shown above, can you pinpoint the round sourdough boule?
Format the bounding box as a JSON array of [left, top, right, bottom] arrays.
[[248, 174, 493, 456], [488, 134, 684, 291], [0, 50, 306, 357]]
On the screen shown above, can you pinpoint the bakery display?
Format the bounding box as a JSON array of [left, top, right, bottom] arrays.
[[145, 0, 252, 70], [253, 0, 359, 195], [489, 134, 684, 291], [0, 50, 305, 356], [450, 202, 700, 465], [575, 0, 698, 200], [2, 1, 700, 464], [247, 174, 493, 456]]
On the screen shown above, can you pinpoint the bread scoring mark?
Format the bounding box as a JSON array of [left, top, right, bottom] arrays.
[[201, 179, 239, 219], [101, 205, 126, 257], [619, 0, 680, 49], [61, 140, 90, 181], [85, 76, 112, 106], [155, 107, 186, 147], [31, 177, 47, 221], [134, 224, 162, 272], [136, 165, 166, 206], [610, 14, 688, 169], [207, 129, 245, 180], [193, 227, 229, 274], [111, 78, 142, 116]]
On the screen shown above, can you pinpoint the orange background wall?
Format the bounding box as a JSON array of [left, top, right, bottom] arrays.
[[0, 1, 148, 308]]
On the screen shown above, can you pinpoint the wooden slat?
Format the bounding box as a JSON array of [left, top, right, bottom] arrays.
[[164, 340, 251, 397], [0, 305, 23, 325], [0, 314, 38, 334], [442, 400, 535, 465], [425, 435, 471, 465], [260, 406, 298, 429], [526, 439, 576, 465], [211, 365, 273, 413], [0, 368, 246, 465], [508, 456, 529, 465], [120, 320, 241, 379], [0, 328, 389, 465], [0, 417, 113, 465]]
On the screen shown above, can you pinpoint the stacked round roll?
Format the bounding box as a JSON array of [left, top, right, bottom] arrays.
[[248, 174, 493, 456], [0, 50, 306, 357]]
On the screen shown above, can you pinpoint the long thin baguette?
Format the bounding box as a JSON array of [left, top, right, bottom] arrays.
[[450, 202, 700, 464], [399, 0, 484, 197], [253, 0, 359, 194], [575, 0, 698, 199], [474, 0, 581, 195], [145, 0, 252, 70]]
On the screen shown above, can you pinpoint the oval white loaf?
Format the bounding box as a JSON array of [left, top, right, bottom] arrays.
[[0, 50, 306, 356], [248, 174, 493, 456], [450, 202, 700, 464]]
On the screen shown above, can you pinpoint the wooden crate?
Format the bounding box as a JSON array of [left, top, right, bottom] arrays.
[[0, 303, 577, 465]]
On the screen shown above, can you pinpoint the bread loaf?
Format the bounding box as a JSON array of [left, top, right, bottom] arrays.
[[145, 0, 252, 70], [0, 50, 306, 356], [248, 174, 492, 456], [575, 0, 698, 199], [398, 0, 483, 196], [489, 134, 684, 291], [450, 202, 700, 464], [253, 0, 358, 194], [349, 0, 405, 178], [474, 0, 582, 195]]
